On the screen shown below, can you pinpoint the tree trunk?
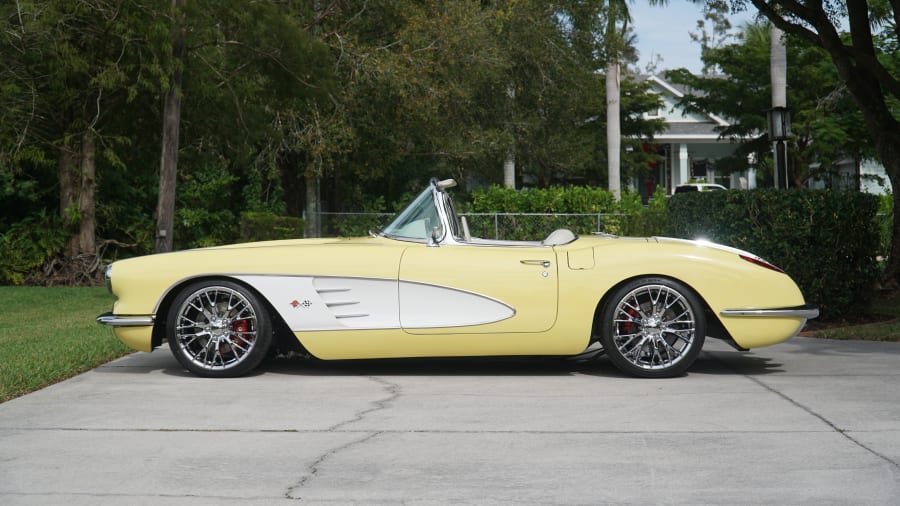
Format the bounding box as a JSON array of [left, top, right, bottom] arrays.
[[504, 84, 516, 188], [503, 154, 515, 189], [770, 23, 788, 189], [59, 144, 77, 220], [304, 169, 318, 238], [75, 130, 96, 256], [606, 60, 621, 200], [155, 0, 186, 253], [770, 25, 787, 108]]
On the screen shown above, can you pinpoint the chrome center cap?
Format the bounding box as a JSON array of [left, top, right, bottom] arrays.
[[644, 316, 661, 329], [209, 318, 229, 338]]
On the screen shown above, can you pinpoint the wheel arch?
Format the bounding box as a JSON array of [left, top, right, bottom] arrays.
[[590, 274, 736, 346], [150, 275, 309, 355]]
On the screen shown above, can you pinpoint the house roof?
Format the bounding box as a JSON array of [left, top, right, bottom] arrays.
[[638, 74, 731, 142]]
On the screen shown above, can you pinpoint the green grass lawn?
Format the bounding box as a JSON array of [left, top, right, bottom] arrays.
[[0, 286, 131, 403], [807, 290, 900, 342]]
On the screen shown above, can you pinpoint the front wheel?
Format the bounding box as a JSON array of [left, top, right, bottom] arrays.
[[167, 280, 272, 378], [599, 278, 706, 378]]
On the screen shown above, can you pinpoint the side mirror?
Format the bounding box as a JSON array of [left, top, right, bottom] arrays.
[[428, 226, 441, 247]]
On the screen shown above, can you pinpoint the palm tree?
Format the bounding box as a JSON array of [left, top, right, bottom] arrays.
[[606, 0, 667, 200], [770, 22, 787, 188]]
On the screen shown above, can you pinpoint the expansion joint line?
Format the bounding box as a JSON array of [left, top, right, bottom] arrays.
[[704, 351, 900, 470]]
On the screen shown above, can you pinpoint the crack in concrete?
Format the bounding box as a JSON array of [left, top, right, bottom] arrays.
[[706, 351, 900, 470], [284, 375, 402, 500], [327, 376, 402, 432], [284, 430, 383, 500]]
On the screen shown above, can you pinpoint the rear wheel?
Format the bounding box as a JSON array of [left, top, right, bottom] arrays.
[[167, 280, 272, 378], [599, 278, 705, 378]]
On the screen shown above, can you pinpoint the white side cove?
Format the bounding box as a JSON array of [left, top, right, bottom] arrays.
[[234, 275, 514, 332], [398, 281, 515, 328]]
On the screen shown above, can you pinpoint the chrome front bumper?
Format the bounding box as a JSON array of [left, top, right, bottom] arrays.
[[96, 312, 155, 327], [720, 304, 819, 319]]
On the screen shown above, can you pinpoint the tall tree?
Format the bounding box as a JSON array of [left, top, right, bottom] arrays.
[[690, 0, 734, 75], [770, 21, 788, 188], [716, 0, 900, 285], [162, 0, 333, 246], [605, 0, 667, 200], [668, 22, 873, 189], [0, 1, 170, 270], [156, 0, 187, 253]]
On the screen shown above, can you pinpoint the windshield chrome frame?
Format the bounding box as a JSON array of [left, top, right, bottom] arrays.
[[381, 179, 457, 245]]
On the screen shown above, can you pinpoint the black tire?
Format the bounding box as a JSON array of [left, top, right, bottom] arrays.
[[599, 277, 706, 378], [167, 280, 272, 378]]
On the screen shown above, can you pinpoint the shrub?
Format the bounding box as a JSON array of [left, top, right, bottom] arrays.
[[239, 212, 305, 242], [667, 189, 882, 320], [0, 212, 67, 285], [464, 185, 667, 240]]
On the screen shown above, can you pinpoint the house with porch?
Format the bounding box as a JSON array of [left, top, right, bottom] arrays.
[[635, 74, 754, 200], [637, 74, 891, 197]]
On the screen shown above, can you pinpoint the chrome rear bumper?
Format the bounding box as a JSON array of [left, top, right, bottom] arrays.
[[96, 312, 155, 327], [720, 304, 819, 319]]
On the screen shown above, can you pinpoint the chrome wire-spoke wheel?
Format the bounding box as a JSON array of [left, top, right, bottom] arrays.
[[168, 281, 272, 377], [600, 278, 706, 378]]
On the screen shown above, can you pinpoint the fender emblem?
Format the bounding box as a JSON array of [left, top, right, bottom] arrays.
[[290, 299, 312, 309]]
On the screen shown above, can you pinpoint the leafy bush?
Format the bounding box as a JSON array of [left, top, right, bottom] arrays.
[[877, 192, 893, 259], [0, 212, 67, 285], [464, 185, 667, 240], [667, 190, 882, 320], [239, 212, 305, 242]]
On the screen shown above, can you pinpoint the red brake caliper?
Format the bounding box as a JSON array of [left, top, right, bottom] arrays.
[[621, 307, 640, 334], [224, 319, 253, 355]]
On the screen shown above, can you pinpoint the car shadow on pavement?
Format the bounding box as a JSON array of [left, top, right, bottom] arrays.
[[690, 350, 785, 376], [95, 347, 785, 378], [261, 355, 624, 378]]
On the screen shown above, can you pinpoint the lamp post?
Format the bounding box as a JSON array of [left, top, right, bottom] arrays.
[[767, 106, 791, 189]]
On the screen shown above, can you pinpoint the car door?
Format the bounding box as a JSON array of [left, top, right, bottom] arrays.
[[398, 244, 559, 334]]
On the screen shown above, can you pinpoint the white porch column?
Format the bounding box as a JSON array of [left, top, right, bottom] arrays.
[[678, 144, 689, 186], [748, 168, 757, 189]]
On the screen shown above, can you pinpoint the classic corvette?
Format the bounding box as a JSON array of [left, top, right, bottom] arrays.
[[97, 178, 818, 378]]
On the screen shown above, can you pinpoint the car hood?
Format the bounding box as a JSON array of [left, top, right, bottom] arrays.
[[206, 235, 375, 250]]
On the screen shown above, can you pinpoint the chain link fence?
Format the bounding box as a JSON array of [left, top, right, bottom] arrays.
[[315, 210, 892, 257]]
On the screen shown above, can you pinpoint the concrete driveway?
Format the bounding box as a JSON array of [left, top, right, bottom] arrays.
[[1, 337, 899, 505]]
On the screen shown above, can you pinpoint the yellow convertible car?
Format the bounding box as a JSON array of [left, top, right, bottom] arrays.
[[98, 178, 817, 378]]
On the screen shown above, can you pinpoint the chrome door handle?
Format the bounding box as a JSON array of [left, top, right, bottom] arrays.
[[521, 260, 551, 268]]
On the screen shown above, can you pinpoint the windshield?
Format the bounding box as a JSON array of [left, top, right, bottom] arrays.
[[382, 185, 443, 241]]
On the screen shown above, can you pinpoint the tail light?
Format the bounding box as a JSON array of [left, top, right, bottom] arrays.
[[740, 254, 785, 274]]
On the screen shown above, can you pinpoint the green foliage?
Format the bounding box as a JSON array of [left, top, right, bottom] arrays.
[[626, 186, 669, 237], [667, 190, 882, 320], [239, 212, 304, 242], [665, 22, 873, 187], [175, 164, 240, 248], [464, 185, 667, 239], [0, 212, 66, 285], [877, 192, 894, 259]]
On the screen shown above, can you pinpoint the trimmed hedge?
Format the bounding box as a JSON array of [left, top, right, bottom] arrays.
[[465, 185, 667, 239], [667, 190, 882, 320]]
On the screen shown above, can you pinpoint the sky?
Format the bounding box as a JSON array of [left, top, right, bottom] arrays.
[[629, 2, 758, 74]]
